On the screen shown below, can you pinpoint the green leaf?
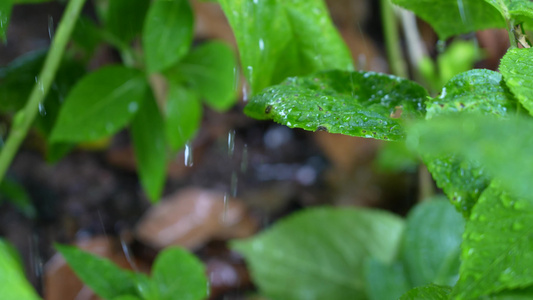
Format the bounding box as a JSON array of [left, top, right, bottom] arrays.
[[143, 0, 194, 73], [0, 239, 40, 300], [400, 284, 452, 300], [71, 16, 102, 58], [105, 0, 150, 44], [483, 0, 533, 21], [131, 91, 167, 202], [245, 70, 428, 141], [56, 244, 139, 300], [423, 69, 517, 216], [452, 182, 533, 299], [375, 141, 418, 173], [164, 84, 202, 151], [0, 0, 13, 43], [500, 48, 533, 116], [364, 259, 410, 300], [401, 197, 464, 287], [167, 41, 238, 111], [51, 65, 147, 143], [0, 178, 36, 219], [151, 247, 208, 300], [391, 0, 505, 40], [218, 0, 353, 94], [231, 207, 405, 300]]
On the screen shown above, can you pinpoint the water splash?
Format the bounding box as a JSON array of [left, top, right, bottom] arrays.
[[48, 15, 55, 40], [227, 129, 235, 157], [184, 141, 194, 167]]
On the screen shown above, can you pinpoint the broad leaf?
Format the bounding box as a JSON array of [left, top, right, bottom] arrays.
[[232, 207, 405, 300], [400, 284, 452, 300], [151, 247, 208, 300], [105, 0, 150, 45], [452, 182, 533, 299], [0, 239, 40, 300], [392, 0, 505, 40], [500, 48, 533, 115], [483, 0, 533, 22], [219, 0, 353, 94], [401, 197, 464, 287], [423, 69, 517, 216], [164, 84, 202, 151], [245, 70, 428, 141], [167, 41, 238, 111], [0, 0, 12, 43], [364, 259, 410, 300], [51, 65, 147, 143], [56, 244, 139, 300], [131, 91, 167, 202], [143, 0, 194, 73]]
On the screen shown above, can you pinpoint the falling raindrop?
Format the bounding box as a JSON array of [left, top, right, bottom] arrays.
[[230, 171, 238, 197], [227, 129, 235, 157], [222, 192, 229, 223], [48, 15, 55, 40], [457, 0, 466, 24], [35, 76, 44, 93], [240, 144, 248, 173], [120, 235, 139, 271], [38, 102, 47, 116], [258, 38, 265, 51], [242, 83, 250, 102], [184, 141, 194, 167]]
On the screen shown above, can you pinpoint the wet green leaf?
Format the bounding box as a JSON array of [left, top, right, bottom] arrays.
[[392, 0, 505, 40], [56, 244, 138, 300], [401, 197, 464, 287], [232, 207, 405, 300], [164, 84, 201, 152], [51, 65, 147, 143], [0, 239, 40, 300], [131, 91, 167, 202], [168, 41, 238, 111], [500, 48, 533, 116], [219, 0, 353, 94], [452, 182, 533, 299], [106, 0, 149, 44], [0, 0, 12, 43], [364, 259, 410, 300], [152, 247, 208, 300], [245, 70, 428, 141], [400, 284, 452, 300], [483, 0, 533, 22], [143, 0, 194, 73]]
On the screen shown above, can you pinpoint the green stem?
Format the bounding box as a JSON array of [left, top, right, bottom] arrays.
[[381, 0, 408, 78], [506, 18, 518, 49], [0, 0, 87, 183]]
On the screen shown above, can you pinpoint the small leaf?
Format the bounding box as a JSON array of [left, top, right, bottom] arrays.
[[0, 0, 13, 43], [392, 0, 504, 40], [401, 197, 464, 287], [400, 284, 452, 300], [0, 239, 40, 300], [143, 0, 194, 73], [219, 0, 353, 94], [51, 65, 147, 143], [106, 0, 150, 44], [245, 70, 428, 141], [232, 207, 405, 300], [131, 91, 167, 202], [0, 178, 36, 219], [151, 247, 208, 300], [500, 48, 533, 116], [56, 244, 139, 300], [164, 84, 202, 151], [167, 41, 238, 111], [364, 259, 410, 300], [452, 182, 533, 299]]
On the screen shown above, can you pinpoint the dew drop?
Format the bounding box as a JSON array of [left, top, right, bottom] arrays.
[[128, 102, 138, 113], [227, 129, 235, 157]]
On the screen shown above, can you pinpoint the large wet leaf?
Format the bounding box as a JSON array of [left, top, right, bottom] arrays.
[[401, 197, 464, 287], [365, 259, 410, 300], [392, 0, 505, 40], [483, 0, 533, 23], [131, 92, 167, 202], [218, 0, 353, 94], [245, 70, 428, 141], [452, 182, 533, 299], [400, 284, 452, 300], [105, 0, 149, 45], [143, 0, 194, 73], [423, 69, 517, 216], [232, 207, 404, 300], [500, 48, 533, 116], [0, 0, 12, 43], [51, 66, 147, 143], [0, 239, 40, 300], [164, 84, 201, 152]]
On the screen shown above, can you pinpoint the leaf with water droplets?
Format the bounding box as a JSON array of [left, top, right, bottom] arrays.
[[422, 69, 518, 216], [452, 181, 533, 299], [392, 0, 505, 40], [245, 70, 428, 141], [0, 239, 40, 300], [399, 284, 452, 300], [218, 0, 353, 94], [131, 91, 167, 202], [231, 207, 404, 300], [51, 66, 147, 143], [500, 48, 533, 116], [0, 0, 12, 43]]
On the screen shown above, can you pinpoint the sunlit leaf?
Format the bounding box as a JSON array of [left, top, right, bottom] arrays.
[[500, 48, 533, 116], [245, 70, 428, 141], [0, 239, 40, 300]]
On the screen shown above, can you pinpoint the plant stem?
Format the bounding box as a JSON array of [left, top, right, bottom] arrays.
[[0, 0, 87, 184], [381, 0, 408, 78]]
